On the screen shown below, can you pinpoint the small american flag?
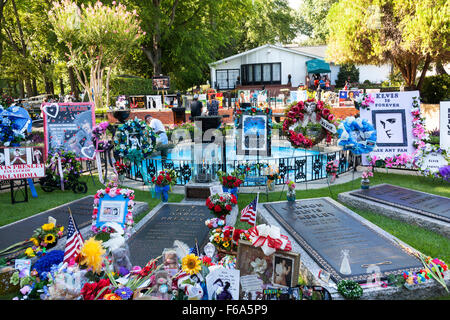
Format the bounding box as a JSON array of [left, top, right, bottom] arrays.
[[240, 194, 259, 226], [63, 209, 84, 264]]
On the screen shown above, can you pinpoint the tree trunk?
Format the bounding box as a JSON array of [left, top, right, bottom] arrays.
[[32, 78, 38, 96], [68, 66, 79, 99], [24, 78, 33, 98], [18, 80, 24, 98], [59, 78, 64, 96], [416, 55, 432, 91], [435, 60, 448, 75]]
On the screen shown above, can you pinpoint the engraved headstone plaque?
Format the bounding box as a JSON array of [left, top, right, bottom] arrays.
[[127, 204, 212, 267], [264, 199, 422, 283], [350, 184, 450, 223]]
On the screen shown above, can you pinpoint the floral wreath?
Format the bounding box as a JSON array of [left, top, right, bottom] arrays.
[[337, 116, 377, 155], [114, 117, 157, 162], [282, 99, 337, 148], [91, 181, 135, 239], [337, 280, 363, 300], [44, 150, 82, 185], [413, 144, 449, 179], [235, 102, 273, 137]]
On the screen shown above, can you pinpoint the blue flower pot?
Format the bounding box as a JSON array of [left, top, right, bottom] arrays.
[[222, 186, 238, 201]]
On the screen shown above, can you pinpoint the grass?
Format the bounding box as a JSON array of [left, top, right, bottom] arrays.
[[234, 173, 450, 263], [0, 174, 184, 227]]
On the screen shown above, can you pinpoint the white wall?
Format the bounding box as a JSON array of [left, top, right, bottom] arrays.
[[210, 46, 392, 87], [356, 64, 392, 84]]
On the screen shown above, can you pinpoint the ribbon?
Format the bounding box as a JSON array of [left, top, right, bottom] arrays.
[[248, 224, 292, 256], [96, 152, 104, 185], [53, 154, 65, 191]]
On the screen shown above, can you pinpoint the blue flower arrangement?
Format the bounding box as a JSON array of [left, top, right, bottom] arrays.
[[0, 105, 31, 146], [32, 250, 64, 277], [337, 116, 377, 155], [114, 117, 157, 162]]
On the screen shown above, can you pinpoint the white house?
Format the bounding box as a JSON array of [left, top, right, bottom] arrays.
[[209, 44, 392, 90]]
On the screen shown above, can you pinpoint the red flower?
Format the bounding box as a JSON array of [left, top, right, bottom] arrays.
[[322, 108, 330, 117], [214, 205, 222, 213], [225, 204, 232, 211]]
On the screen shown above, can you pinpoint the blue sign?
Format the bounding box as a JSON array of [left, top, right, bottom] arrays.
[[96, 194, 129, 230]]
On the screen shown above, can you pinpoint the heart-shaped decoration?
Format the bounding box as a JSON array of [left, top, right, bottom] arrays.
[[81, 144, 96, 160], [42, 103, 59, 119]]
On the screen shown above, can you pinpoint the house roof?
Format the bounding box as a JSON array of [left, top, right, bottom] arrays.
[[283, 45, 328, 59], [208, 44, 325, 67]]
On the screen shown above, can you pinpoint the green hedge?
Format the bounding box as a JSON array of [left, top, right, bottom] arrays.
[[109, 76, 155, 97], [421, 74, 450, 104]]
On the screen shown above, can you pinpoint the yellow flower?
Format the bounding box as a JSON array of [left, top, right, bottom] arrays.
[[103, 293, 122, 300], [59, 226, 64, 233], [42, 223, 55, 231], [25, 247, 35, 257], [181, 254, 202, 275], [29, 238, 39, 246], [44, 234, 56, 244], [79, 237, 106, 274], [222, 241, 230, 248], [214, 236, 221, 243]]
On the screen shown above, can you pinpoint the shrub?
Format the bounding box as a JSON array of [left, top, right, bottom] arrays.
[[335, 64, 360, 87], [109, 76, 156, 98], [421, 74, 450, 104]]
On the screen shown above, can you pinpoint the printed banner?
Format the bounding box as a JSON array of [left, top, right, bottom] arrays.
[[41, 102, 96, 160], [361, 91, 418, 165], [440, 101, 450, 151], [0, 146, 45, 180]]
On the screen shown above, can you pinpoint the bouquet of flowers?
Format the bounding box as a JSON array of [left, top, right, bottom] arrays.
[[151, 169, 177, 187], [286, 179, 296, 190], [326, 160, 339, 175], [209, 226, 250, 253], [26, 222, 65, 257], [217, 170, 244, 189], [361, 169, 373, 180], [114, 161, 129, 176], [353, 93, 374, 110], [205, 193, 237, 218]]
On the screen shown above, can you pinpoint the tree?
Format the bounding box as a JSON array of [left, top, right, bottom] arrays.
[[49, 0, 144, 108], [296, 0, 338, 45], [335, 63, 360, 87], [326, 0, 449, 90]]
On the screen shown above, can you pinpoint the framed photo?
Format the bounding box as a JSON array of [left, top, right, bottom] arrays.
[[236, 113, 271, 157], [338, 90, 363, 107], [236, 240, 300, 290], [96, 194, 129, 229], [372, 109, 407, 146], [152, 76, 170, 91]]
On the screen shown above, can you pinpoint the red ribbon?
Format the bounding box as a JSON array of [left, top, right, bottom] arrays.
[[248, 226, 292, 252]]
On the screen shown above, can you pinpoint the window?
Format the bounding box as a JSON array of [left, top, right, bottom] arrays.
[[215, 69, 240, 90], [241, 63, 281, 85]]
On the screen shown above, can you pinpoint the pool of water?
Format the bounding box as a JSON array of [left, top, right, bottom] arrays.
[[152, 140, 320, 161]]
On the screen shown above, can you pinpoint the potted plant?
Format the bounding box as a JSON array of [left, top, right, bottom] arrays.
[[361, 167, 373, 189], [205, 193, 238, 225], [217, 170, 243, 200], [151, 170, 177, 202]]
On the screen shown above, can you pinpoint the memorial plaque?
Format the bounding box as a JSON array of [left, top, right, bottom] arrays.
[[264, 199, 422, 283], [127, 204, 212, 267], [350, 184, 450, 223]]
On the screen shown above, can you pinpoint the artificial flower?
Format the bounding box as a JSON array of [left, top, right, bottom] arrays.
[[114, 287, 133, 300], [42, 223, 55, 231], [78, 237, 106, 274], [181, 254, 202, 275], [44, 234, 56, 244], [103, 293, 122, 300]]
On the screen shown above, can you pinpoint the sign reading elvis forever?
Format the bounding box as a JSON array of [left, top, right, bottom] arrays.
[[0, 146, 45, 180], [41, 102, 96, 160], [360, 91, 418, 165], [264, 199, 422, 283]]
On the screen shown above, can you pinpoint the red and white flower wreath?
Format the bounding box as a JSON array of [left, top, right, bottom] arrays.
[[282, 99, 337, 148]]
